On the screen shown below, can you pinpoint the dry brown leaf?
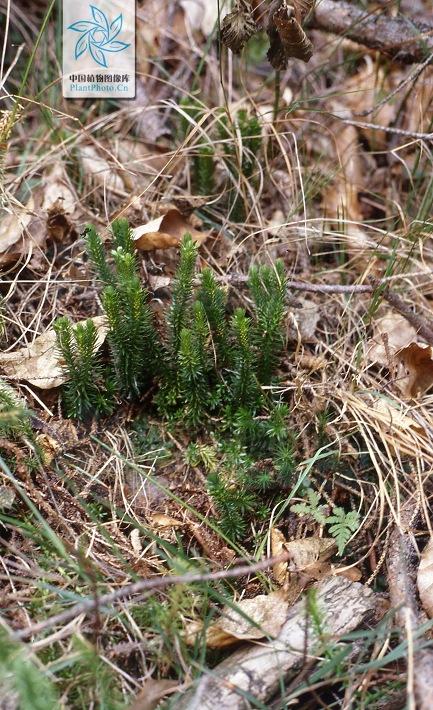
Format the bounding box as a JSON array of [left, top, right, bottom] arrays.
[[323, 118, 368, 253], [148, 275, 171, 291], [288, 298, 320, 342], [186, 590, 289, 648], [132, 208, 209, 251], [78, 144, 125, 193], [148, 513, 184, 528], [0, 164, 79, 265], [0, 198, 45, 265], [42, 163, 79, 244], [217, 591, 289, 641], [220, 0, 257, 53], [367, 312, 417, 367], [418, 538, 433, 618], [267, 0, 313, 68], [35, 433, 62, 466], [271, 528, 336, 586], [0, 316, 107, 389], [335, 566, 362, 582], [295, 353, 327, 371], [272, 4, 313, 62], [41, 163, 77, 216], [285, 537, 336, 574], [127, 678, 180, 710], [397, 343, 433, 398], [0, 203, 34, 256]]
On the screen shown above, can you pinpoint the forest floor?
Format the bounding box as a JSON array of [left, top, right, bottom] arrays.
[[1, 1, 433, 708]]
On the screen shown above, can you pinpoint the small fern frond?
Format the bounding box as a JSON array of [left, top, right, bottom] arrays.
[[326, 507, 360, 555], [291, 488, 328, 525]]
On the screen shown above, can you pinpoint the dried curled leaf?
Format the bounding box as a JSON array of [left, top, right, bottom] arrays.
[[185, 590, 290, 648], [132, 207, 209, 251], [273, 2, 313, 59], [397, 343, 433, 398], [271, 527, 336, 587], [267, 0, 313, 68], [220, 0, 258, 53], [418, 538, 433, 618], [367, 312, 417, 367]]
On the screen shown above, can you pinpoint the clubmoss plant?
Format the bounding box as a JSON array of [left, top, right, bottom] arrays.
[[0, 380, 30, 437], [249, 260, 287, 385], [86, 219, 160, 398], [167, 233, 198, 357], [53, 317, 113, 420], [197, 267, 229, 367], [218, 108, 264, 221], [229, 308, 262, 411], [193, 144, 215, 196], [60, 223, 290, 436]]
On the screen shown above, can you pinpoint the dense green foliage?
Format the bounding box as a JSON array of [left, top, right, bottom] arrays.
[[54, 222, 357, 548], [53, 317, 113, 420], [56, 223, 288, 426]]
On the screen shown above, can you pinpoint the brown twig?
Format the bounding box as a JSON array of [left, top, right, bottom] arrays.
[[224, 272, 433, 344], [311, 0, 433, 65], [386, 499, 433, 710], [13, 550, 293, 641]]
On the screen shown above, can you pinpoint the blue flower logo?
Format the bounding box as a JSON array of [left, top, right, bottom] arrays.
[[67, 5, 130, 68]]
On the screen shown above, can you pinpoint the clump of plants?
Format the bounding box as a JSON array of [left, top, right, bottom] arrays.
[[53, 219, 360, 552], [55, 218, 288, 427]]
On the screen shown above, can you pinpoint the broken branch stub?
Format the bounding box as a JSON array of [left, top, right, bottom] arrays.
[[177, 576, 376, 709]]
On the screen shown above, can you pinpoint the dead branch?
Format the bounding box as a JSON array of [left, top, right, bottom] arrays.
[[177, 576, 376, 709], [387, 500, 433, 710], [311, 0, 433, 64], [12, 550, 293, 641]]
